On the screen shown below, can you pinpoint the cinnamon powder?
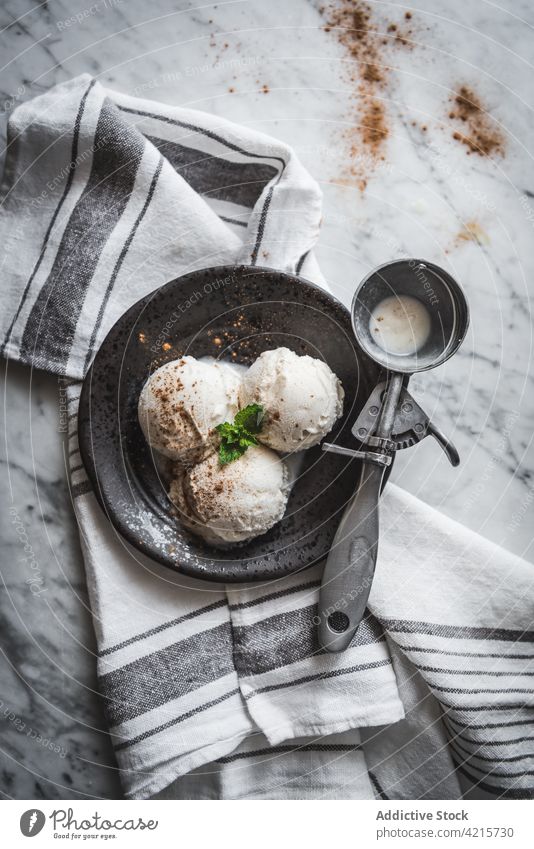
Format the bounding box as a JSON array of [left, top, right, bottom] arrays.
[[448, 85, 504, 157], [321, 0, 415, 190]]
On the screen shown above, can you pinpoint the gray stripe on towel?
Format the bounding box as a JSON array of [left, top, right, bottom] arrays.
[[114, 687, 240, 752], [100, 621, 234, 726], [216, 743, 358, 763], [401, 645, 534, 661], [450, 736, 534, 765], [418, 665, 534, 677], [147, 135, 277, 208], [232, 605, 384, 677], [99, 599, 228, 657], [117, 106, 286, 267], [0, 79, 97, 356], [70, 480, 92, 499], [245, 658, 392, 699], [228, 577, 320, 611], [82, 154, 164, 372], [118, 106, 286, 170], [383, 619, 534, 643], [20, 98, 144, 372], [455, 763, 534, 798]]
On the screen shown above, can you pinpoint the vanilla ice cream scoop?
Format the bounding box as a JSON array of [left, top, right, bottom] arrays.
[[168, 445, 289, 545], [138, 356, 240, 463], [239, 347, 344, 452]]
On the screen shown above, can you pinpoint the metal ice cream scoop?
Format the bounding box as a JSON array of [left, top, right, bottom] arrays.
[[317, 259, 470, 652]]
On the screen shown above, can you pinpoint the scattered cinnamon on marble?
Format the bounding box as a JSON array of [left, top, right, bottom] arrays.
[[448, 85, 505, 157], [320, 0, 416, 191], [455, 219, 489, 246]]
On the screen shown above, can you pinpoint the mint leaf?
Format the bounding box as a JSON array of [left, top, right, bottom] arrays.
[[215, 421, 238, 440], [216, 404, 265, 465], [234, 403, 264, 434], [219, 441, 244, 465], [238, 433, 258, 448]]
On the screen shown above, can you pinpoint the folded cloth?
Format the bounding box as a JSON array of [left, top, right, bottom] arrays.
[[2, 75, 533, 800], [152, 730, 376, 800]]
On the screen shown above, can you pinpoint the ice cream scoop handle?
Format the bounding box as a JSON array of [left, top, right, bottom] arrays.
[[318, 461, 384, 652]]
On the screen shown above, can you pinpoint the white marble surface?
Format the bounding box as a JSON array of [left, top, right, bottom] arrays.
[[1, 0, 533, 799]]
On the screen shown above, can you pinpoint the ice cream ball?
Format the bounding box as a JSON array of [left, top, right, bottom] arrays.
[[168, 445, 289, 545], [138, 356, 240, 464], [239, 347, 344, 453]]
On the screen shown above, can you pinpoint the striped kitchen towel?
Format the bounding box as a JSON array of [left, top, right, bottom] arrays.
[[2, 75, 533, 800]]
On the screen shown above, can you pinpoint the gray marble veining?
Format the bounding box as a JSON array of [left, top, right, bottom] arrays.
[[1, 0, 533, 799]]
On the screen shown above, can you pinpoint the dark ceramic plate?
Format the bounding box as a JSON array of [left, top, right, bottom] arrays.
[[78, 265, 380, 582]]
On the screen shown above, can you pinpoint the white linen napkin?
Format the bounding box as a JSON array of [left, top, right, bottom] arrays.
[[2, 74, 533, 800]]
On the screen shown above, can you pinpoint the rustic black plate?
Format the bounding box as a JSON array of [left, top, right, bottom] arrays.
[[78, 265, 380, 582]]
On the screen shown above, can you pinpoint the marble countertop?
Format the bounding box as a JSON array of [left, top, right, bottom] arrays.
[[1, 0, 533, 799]]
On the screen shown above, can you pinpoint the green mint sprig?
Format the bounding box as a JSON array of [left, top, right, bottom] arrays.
[[215, 403, 265, 465]]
